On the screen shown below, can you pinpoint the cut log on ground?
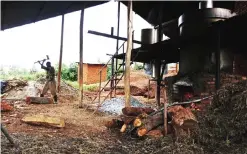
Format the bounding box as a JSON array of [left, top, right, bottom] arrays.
[[119, 115, 136, 125], [122, 107, 155, 116], [120, 124, 127, 133], [104, 119, 124, 129], [146, 129, 164, 138], [26, 97, 54, 104], [21, 115, 65, 128], [137, 111, 164, 137], [168, 105, 198, 137]]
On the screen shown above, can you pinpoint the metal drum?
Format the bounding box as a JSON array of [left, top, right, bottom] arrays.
[[141, 28, 158, 45], [178, 8, 235, 38], [178, 2, 236, 75]]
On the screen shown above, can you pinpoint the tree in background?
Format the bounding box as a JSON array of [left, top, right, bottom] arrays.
[[55, 63, 78, 81]]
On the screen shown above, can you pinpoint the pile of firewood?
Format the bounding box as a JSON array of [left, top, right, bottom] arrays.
[[105, 105, 198, 138]]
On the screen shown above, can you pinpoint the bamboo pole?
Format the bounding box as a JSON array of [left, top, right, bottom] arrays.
[[79, 7, 84, 108], [124, 0, 133, 107], [57, 14, 65, 92]]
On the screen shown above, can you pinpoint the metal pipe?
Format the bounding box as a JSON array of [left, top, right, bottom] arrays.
[[88, 30, 142, 44], [199, 0, 213, 9], [57, 14, 65, 92], [79, 7, 85, 108], [111, 27, 114, 35]]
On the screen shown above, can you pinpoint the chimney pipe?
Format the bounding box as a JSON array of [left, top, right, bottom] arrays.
[[199, 0, 213, 9]]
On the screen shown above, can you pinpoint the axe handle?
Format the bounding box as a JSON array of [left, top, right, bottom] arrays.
[[1, 124, 15, 145]]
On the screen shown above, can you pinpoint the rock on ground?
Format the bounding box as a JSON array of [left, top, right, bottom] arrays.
[[98, 96, 149, 115]]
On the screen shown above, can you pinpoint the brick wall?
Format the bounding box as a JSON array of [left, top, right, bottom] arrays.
[[234, 1, 247, 15], [166, 72, 246, 102], [200, 73, 246, 97], [86, 64, 107, 85], [77, 64, 107, 85]]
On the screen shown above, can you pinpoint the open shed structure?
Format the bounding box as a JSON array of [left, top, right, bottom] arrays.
[[2, 0, 247, 135]]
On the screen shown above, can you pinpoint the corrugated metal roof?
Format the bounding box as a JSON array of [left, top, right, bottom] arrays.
[[1, 1, 108, 30]]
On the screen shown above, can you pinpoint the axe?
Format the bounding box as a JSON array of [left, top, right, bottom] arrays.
[[34, 55, 49, 64]]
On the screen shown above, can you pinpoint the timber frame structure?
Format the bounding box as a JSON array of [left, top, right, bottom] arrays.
[[2, 0, 247, 136]]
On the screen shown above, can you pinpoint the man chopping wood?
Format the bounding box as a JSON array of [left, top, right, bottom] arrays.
[[38, 61, 58, 104]]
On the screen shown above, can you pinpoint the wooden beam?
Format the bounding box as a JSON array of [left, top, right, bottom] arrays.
[[163, 88, 167, 135], [79, 7, 85, 108], [124, 0, 133, 107], [57, 14, 65, 92], [155, 60, 161, 107], [114, 1, 121, 97]]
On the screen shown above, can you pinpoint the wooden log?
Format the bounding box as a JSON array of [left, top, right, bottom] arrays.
[[122, 107, 155, 116], [120, 124, 127, 133], [133, 118, 142, 127], [137, 111, 164, 137], [119, 115, 136, 125], [104, 119, 124, 129], [146, 129, 163, 138], [26, 96, 54, 104], [168, 105, 198, 137], [133, 112, 149, 127], [135, 105, 197, 137]]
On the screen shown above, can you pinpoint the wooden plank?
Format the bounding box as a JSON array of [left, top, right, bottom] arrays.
[[21, 115, 65, 128], [57, 14, 65, 92], [79, 7, 85, 108], [124, 0, 133, 107]]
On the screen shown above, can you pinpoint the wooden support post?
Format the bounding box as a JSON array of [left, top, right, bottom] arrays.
[[79, 7, 85, 108], [147, 79, 151, 102], [99, 72, 102, 103], [163, 87, 167, 135], [215, 30, 221, 90], [124, 0, 133, 107], [110, 58, 114, 98], [155, 60, 161, 107], [57, 15, 65, 92], [114, 1, 121, 97], [155, 5, 163, 108]]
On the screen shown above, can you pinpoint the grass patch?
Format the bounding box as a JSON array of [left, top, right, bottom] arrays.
[[65, 81, 98, 92]]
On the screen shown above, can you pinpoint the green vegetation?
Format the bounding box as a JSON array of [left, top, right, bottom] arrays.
[[0, 67, 45, 80], [55, 63, 78, 81], [0, 63, 98, 92], [133, 62, 144, 70], [65, 80, 98, 92]]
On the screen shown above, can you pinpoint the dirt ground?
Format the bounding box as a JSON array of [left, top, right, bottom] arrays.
[[2, 70, 182, 154]]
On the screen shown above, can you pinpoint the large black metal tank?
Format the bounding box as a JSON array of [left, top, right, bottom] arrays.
[[178, 1, 235, 75]]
